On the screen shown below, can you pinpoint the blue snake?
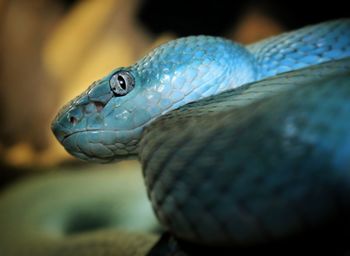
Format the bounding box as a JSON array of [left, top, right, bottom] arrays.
[[51, 19, 350, 247], [5, 19, 350, 255]]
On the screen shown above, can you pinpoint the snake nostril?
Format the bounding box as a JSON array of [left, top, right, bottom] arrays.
[[93, 101, 105, 112], [69, 116, 78, 125]]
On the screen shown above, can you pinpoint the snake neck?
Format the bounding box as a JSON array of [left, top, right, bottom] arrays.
[[128, 37, 259, 151], [133, 36, 260, 95], [248, 19, 350, 79]]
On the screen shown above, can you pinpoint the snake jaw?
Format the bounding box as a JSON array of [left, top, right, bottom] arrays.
[[58, 129, 141, 163]]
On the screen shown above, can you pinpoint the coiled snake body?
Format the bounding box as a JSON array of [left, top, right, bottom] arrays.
[[2, 19, 350, 255]]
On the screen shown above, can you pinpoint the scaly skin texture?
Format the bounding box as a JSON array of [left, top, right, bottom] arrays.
[[140, 59, 350, 245], [50, 19, 350, 249]]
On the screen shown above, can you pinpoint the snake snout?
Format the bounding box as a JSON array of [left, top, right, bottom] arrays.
[[51, 106, 83, 142], [52, 101, 107, 143]]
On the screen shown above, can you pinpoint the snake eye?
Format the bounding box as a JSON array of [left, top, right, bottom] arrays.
[[109, 71, 134, 96]]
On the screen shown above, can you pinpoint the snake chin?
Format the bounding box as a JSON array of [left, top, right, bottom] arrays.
[[60, 130, 139, 163]]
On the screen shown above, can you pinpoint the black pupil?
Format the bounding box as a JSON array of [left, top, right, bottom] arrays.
[[117, 75, 126, 90]]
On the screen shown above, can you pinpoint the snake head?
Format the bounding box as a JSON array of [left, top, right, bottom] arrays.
[[51, 36, 257, 162], [51, 68, 143, 162]]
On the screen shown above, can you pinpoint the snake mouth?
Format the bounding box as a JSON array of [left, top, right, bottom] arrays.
[[61, 129, 99, 144]]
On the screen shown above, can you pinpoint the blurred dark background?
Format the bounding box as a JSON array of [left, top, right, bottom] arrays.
[[0, 0, 348, 188], [138, 0, 349, 36]]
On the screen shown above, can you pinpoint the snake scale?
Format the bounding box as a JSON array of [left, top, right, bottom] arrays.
[[1, 19, 350, 255]]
